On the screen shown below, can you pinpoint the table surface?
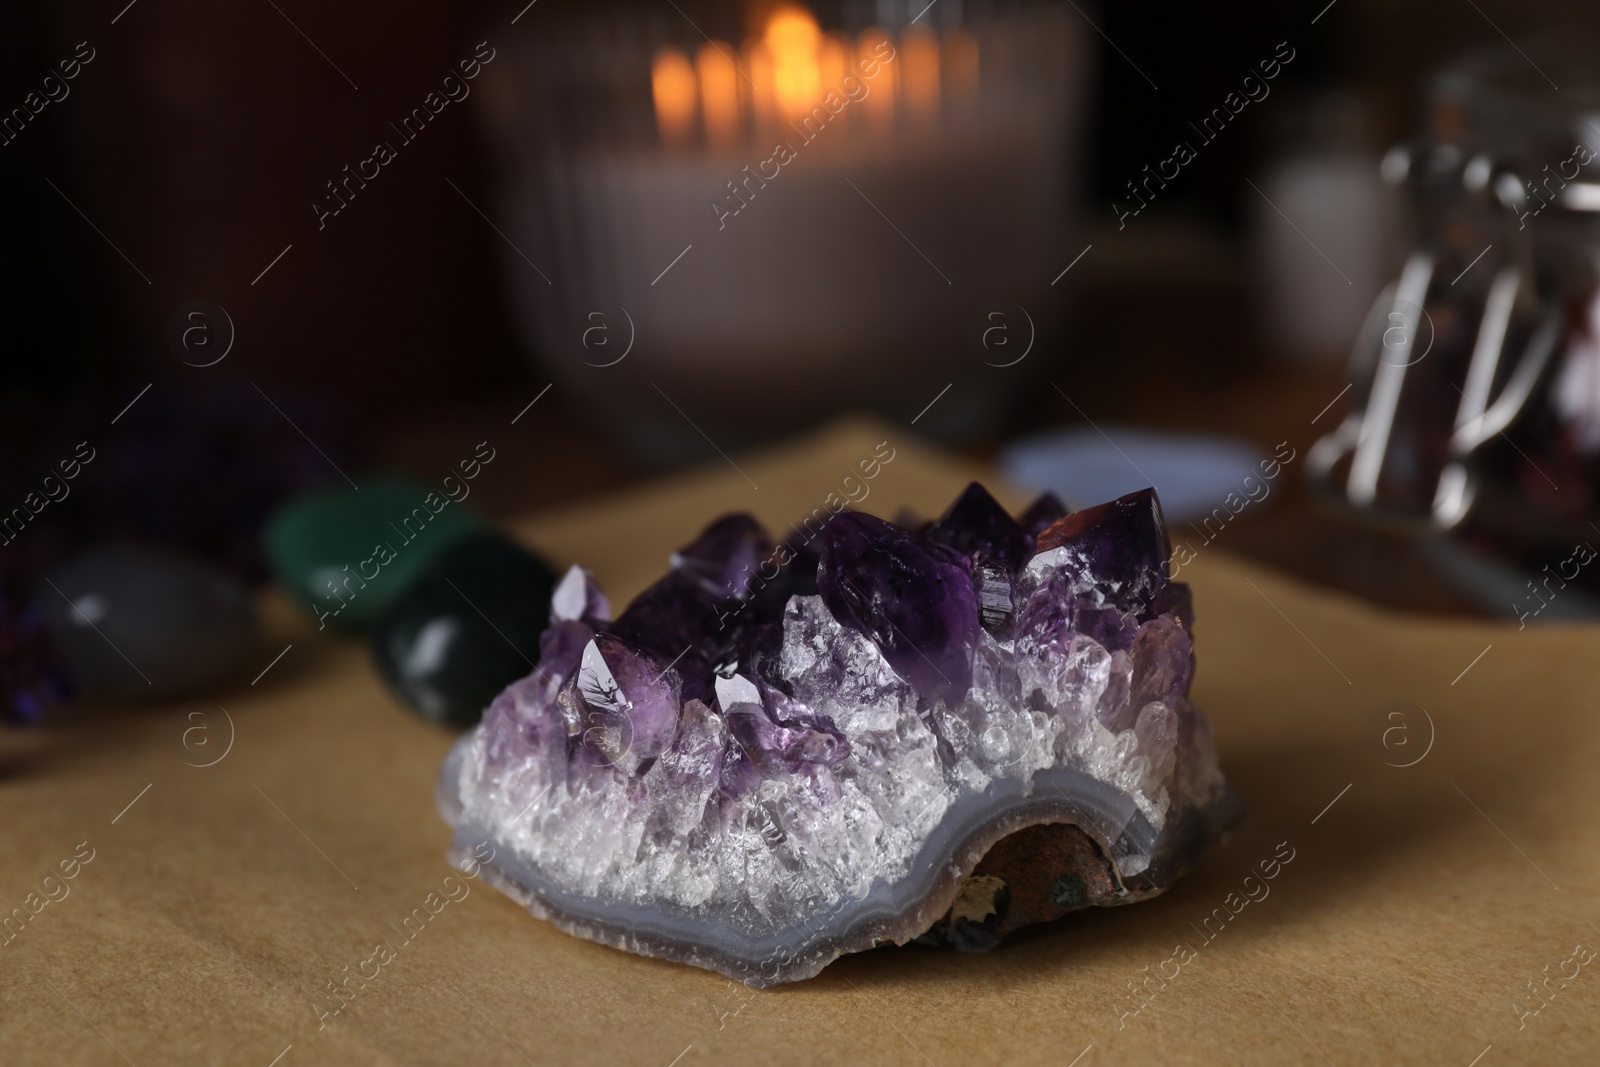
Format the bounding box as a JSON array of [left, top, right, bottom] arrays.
[[2, 417, 1594, 1066]]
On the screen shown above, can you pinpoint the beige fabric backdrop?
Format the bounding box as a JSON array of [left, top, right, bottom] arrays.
[[2, 418, 1595, 1065]]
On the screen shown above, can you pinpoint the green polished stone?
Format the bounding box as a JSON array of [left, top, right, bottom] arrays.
[[264, 477, 486, 632], [371, 533, 557, 725]]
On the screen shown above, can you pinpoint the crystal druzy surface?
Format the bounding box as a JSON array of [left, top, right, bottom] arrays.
[[438, 484, 1239, 985]]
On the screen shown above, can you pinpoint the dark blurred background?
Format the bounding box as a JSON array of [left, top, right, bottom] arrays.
[[2, 0, 1591, 621]]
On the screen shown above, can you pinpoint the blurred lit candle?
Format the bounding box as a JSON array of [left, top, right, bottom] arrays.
[[768, 4, 822, 122], [741, 38, 776, 137], [900, 24, 941, 126], [696, 42, 742, 147], [487, 0, 1079, 450], [856, 27, 896, 129], [651, 47, 697, 146], [818, 32, 849, 98]]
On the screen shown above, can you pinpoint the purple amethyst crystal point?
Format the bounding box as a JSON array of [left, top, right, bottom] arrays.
[[926, 485, 1036, 640], [1017, 491, 1069, 537], [670, 514, 772, 600], [550, 564, 610, 627], [1018, 488, 1172, 656], [439, 484, 1238, 988], [610, 516, 787, 703], [815, 511, 980, 707], [928, 481, 1035, 574], [1033, 488, 1169, 600], [1029, 488, 1175, 633], [562, 634, 681, 773]]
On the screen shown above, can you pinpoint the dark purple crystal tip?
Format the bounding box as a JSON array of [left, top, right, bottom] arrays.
[[927, 481, 1036, 575], [816, 511, 980, 707]]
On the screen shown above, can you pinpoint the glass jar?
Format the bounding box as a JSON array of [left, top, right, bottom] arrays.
[[1310, 34, 1600, 591]]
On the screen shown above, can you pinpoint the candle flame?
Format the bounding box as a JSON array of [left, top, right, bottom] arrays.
[[857, 28, 896, 126], [650, 6, 978, 145], [696, 42, 741, 146], [742, 39, 775, 127], [651, 47, 697, 144], [766, 5, 822, 122], [901, 25, 940, 124]]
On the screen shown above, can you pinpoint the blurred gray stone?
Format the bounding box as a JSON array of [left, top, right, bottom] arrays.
[[34, 548, 258, 701]]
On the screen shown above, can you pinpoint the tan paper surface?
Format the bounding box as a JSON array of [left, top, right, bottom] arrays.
[[3, 417, 1595, 1066]]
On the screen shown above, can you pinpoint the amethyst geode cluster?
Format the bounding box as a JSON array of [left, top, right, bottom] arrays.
[[437, 484, 1238, 985]]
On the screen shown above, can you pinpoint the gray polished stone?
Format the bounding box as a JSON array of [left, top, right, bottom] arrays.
[[33, 547, 258, 701]]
